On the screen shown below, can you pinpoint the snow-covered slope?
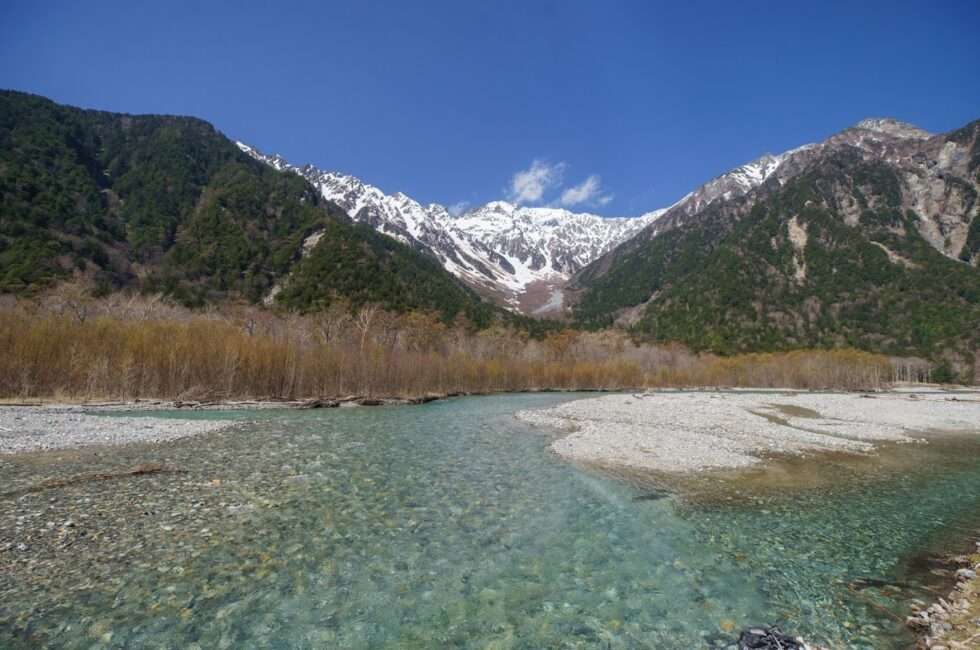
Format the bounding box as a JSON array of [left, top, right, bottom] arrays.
[[236, 142, 663, 314]]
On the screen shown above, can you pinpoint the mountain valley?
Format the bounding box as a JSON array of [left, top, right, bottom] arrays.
[[237, 142, 663, 314], [2, 89, 978, 374]]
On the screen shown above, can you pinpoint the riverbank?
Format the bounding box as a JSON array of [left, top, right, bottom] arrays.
[[0, 389, 624, 454], [0, 407, 237, 454], [0, 392, 478, 453], [906, 541, 980, 649], [5, 386, 977, 457], [518, 390, 980, 648], [517, 390, 980, 474]]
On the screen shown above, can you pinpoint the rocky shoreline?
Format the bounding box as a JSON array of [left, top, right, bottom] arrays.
[[906, 541, 980, 649], [0, 388, 632, 454], [0, 407, 236, 454]]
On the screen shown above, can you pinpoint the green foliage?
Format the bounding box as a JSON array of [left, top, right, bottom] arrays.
[[155, 162, 332, 303], [276, 220, 498, 325], [571, 203, 736, 329], [0, 90, 506, 324], [0, 90, 243, 291], [575, 149, 980, 362]]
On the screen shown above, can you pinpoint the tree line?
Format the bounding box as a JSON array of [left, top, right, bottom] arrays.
[[0, 287, 936, 402]]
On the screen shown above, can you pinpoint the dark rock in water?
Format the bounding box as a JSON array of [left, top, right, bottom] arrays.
[[357, 398, 384, 406], [409, 394, 442, 404], [561, 623, 597, 640], [737, 626, 805, 650]]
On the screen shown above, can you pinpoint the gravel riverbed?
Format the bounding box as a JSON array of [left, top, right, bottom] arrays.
[[517, 390, 980, 473], [0, 406, 236, 454], [2, 391, 979, 648]]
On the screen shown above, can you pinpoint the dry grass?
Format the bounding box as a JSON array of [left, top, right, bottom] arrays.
[[0, 295, 901, 400]]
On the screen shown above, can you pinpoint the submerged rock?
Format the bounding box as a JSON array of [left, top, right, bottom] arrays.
[[737, 626, 808, 650]]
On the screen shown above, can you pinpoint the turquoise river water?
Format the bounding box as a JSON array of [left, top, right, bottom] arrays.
[[3, 393, 980, 648]]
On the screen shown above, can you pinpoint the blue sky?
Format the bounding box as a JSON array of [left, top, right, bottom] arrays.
[[2, 1, 978, 216]]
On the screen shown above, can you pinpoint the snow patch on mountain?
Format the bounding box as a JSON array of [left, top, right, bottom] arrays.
[[236, 142, 663, 313]]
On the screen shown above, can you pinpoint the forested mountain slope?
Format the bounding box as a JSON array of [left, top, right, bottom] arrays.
[[3, 90, 978, 372], [0, 90, 498, 324], [571, 118, 980, 371]]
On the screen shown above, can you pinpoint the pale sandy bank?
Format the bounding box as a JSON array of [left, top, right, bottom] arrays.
[[517, 390, 980, 473]]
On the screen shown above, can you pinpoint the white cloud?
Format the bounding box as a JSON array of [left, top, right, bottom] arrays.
[[448, 201, 470, 216], [505, 161, 612, 209], [508, 160, 566, 205], [560, 174, 612, 207]]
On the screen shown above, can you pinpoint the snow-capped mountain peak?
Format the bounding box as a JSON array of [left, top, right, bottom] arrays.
[[235, 141, 661, 314], [723, 153, 783, 191]]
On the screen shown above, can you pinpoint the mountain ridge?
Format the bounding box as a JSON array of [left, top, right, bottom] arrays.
[[569, 115, 980, 376], [572, 116, 966, 288], [0, 89, 503, 326], [236, 142, 664, 314], [3, 89, 977, 374]]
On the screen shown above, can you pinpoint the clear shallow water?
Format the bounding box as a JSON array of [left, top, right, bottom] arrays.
[[3, 394, 980, 649]]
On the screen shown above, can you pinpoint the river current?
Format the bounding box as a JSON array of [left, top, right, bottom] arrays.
[[3, 393, 980, 648]]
